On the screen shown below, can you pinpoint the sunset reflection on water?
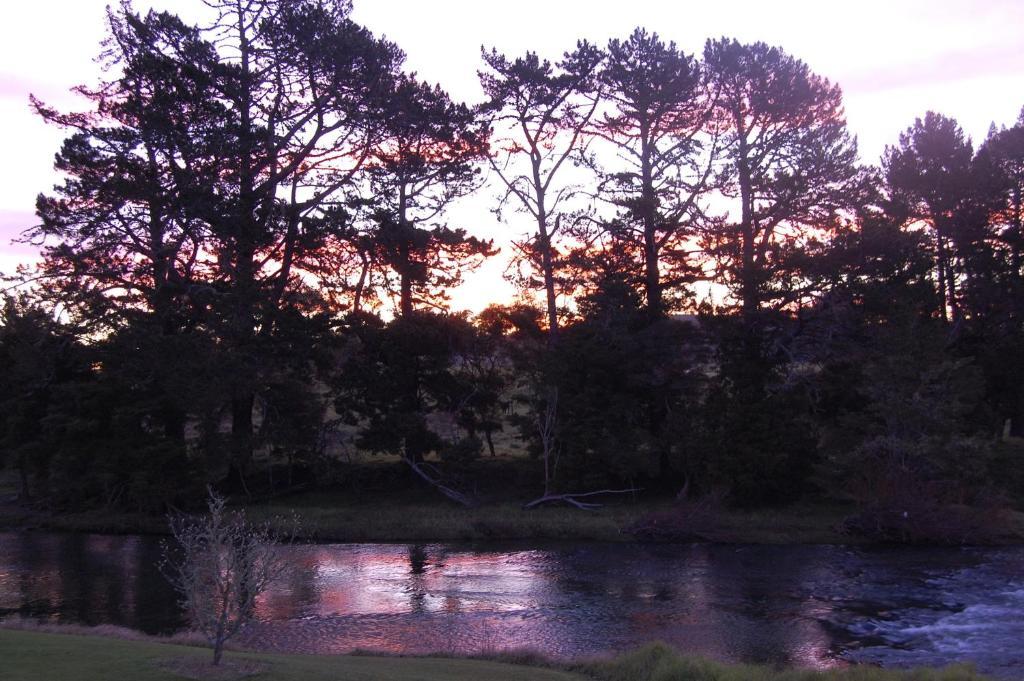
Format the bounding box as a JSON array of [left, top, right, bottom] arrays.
[[4, 533, 1024, 675], [242, 543, 841, 665]]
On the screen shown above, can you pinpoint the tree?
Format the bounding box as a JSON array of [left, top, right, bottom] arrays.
[[26, 9, 229, 456], [29, 9, 221, 339], [585, 28, 717, 317], [0, 297, 80, 503], [352, 75, 494, 317], [161, 490, 293, 666], [963, 113, 1024, 438], [703, 39, 862, 322], [977, 112, 1024, 318], [883, 112, 976, 322], [333, 311, 487, 505], [811, 306, 996, 540], [194, 0, 403, 476], [479, 44, 602, 508], [480, 43, 602, 339], [27, 1, 405, 485]]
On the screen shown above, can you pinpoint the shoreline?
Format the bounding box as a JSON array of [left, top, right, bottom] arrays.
[[3, 496, 1024, 546], [0, 624, 990, 681]]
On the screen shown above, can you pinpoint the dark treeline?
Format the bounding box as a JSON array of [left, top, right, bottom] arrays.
[[2, 1, 1023, 537]]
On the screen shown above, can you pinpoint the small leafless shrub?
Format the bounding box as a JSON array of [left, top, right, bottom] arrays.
[[160, 489, 295, 666]]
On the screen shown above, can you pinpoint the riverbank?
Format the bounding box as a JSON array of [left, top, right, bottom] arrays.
[[4, 463, 1023, 545], [5, 490, 1024, 545], [0, 627, 990, 681], [0, 492, 873, 544]]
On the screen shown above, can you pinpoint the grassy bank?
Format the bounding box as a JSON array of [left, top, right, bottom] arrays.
[[250, 492, 869, 543], [5, 491, 1024, 544], [0, 628, 989, 681], [0, 491, 869, 544], [4, 459, 1023, 544]]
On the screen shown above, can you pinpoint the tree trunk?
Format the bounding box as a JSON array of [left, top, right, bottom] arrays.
[[398, 187, 414, 317], [935, 230, 950, 322], [531, 155, 559, 342], [231, 392, 255, 489], [640, 123, 662, 318], [1012, 184, 1023, 320], [229, 7, 258, 477], [735, 115, 758, 324], [400, 272, 413, 317], [538, 224, 558, 342], [353, 251, 370, 313], [644, 240, 661, 317]]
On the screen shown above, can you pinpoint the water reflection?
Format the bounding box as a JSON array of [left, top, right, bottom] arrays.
[[3, 533, 1024, 677], [0, 532, 183, 632]]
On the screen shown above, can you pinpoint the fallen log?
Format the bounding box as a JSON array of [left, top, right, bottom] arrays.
[[522, 488, 640, 511], [403, 456, 478, 508]]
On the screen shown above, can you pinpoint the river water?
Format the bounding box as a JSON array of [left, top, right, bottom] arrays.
[[1, 532, 1023, 677]]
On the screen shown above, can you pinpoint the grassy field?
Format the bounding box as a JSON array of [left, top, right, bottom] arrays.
[[0, 629, 990, 681]]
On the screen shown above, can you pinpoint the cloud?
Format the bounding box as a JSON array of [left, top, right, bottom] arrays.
[[0, 71, 79, 105], [0, 210, 40, 255], [839, 44, 1024, 95]]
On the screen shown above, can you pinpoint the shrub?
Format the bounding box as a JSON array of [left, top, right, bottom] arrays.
[[160, 489, 294, 665]]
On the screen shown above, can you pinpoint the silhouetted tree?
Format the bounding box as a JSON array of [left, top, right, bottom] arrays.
[[703, 39, 862, 322], [585, 28, 718, 316], [977, 112, 1024, 318], [0, 297, 79, 502], [480, 43, 602, 338], [195, 0, 403, 478], [883, 112, 976, 322], [333, 311, 492, 504], [351, 76, 494, 316], [27, 2, 405, 488]]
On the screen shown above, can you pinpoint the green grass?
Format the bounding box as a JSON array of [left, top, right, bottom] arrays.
[[0, 629, 585, 681], [252, 495, 652, 542], [583, 642, 988, 681], [0, 630, 990, 681]]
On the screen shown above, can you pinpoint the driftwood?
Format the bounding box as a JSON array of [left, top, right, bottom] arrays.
[[403, 456, 478, 508], [522, 488, 640, 511]]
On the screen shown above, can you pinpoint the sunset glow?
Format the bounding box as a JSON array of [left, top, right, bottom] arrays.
[[2, 0, 1022, 312]]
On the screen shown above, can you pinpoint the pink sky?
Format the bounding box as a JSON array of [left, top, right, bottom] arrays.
[[2, 0, 1022, 310]]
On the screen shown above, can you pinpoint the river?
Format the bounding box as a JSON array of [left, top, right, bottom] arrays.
[[1, 532, 1022, 677]]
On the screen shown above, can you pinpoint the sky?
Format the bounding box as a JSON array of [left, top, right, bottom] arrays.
[[1, 0, 1022, 311]]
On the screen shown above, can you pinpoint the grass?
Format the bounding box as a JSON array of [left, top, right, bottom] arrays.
[[4, 460, 1023, 545], [582, 642, 988, 681], [0, 628, 585, 681], [252, 492, 882, 544], [251, 494, 652, 542], [0, 629, 990, 681], [9, 488, 1024, 545], [4, 495, 870, 544]]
